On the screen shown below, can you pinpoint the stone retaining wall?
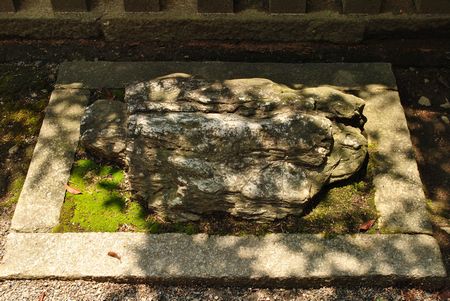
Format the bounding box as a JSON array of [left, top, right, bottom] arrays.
[[1, 0, 449, 14], [0, 0, 449, 44]]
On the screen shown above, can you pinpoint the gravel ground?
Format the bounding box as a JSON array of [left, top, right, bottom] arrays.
[[0, 213, 10, 261], [0, 280, 446, 301]]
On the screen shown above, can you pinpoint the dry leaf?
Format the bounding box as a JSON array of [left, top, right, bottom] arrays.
[[64, 183, 81, 195], [439, 290, 450, 300], [38, 291, 46, 301], [104, 89, 114, 100], [359, 219, 376, 232], [107, 251, 121, 261]]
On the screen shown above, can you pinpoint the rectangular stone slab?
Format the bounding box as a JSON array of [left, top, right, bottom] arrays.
[[0, 232, 446, 284], [56, 61, 398, 90], [10, 88, 89, 232], [363, 87, 432, 233]]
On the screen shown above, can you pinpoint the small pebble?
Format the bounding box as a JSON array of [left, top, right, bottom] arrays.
[[418, 96, 432, 107], [31, 92, 38, 98], [8, 145, 19, 155], [440, 98, 450, 109], [441, 116, 449, 125], [424, 78, 430, 84]]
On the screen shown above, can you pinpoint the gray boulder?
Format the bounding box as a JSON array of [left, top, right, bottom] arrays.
[[81, 74, 368, 222]]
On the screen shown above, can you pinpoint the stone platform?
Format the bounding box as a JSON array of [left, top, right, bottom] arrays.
[[0, 62, 446, 286]]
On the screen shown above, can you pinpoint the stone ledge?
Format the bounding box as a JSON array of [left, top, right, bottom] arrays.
[[56, 61, 398, 89], [1, 0, 450, 43], [0, 232, 446, 285], [10, 88, 89, 233]]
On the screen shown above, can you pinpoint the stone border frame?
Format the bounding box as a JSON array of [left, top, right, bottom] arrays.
[[0, 62, 446, 286]]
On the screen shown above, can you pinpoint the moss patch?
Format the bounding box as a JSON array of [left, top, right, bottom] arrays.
[[56, 154, 378, 235], [164, 175, 377, 236], [0, 176, 25, 211], [53, 159, 158, 233]]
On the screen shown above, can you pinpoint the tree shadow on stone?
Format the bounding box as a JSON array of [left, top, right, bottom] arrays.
[[125, 78, 445, 288]]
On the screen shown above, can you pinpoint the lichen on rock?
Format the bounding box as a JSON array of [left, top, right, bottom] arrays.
[[80, 73, 368, 222]]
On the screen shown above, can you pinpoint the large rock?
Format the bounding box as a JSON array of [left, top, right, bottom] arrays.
[[80, 99, 127, 164], [81, 74, 368, 222]]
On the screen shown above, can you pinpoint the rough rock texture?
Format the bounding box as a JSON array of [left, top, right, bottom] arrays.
[[80, 74, 367, 222], [80, 99, 127, 164]]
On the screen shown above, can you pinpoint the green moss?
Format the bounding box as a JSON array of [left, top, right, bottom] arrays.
[[54, 159, 159, 232], [295, 181, 378, 234], [0, 70, 49, 146], [426, 198, 450, 227], [56, 154, 378, 235], [0, 176, 25, 210], [0, 65, 53, 216]]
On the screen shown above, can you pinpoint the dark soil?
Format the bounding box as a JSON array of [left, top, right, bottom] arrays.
[[394, 67, 450, 220], [1, 38, 450, 68], [0, 64, 56, 215], [394, 66, 450, 274]]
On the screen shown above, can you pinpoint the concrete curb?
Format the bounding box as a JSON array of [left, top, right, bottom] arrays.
[[0, 232, 446, 286], [10, 88, 89, 232], [1, 61, 445, 285]]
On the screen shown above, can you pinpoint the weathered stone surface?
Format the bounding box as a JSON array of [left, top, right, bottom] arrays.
[[0, 232, 446, 284], [197, 0, 233, 13], [124, 0, 160, 12], [81, 74, 367, 222], [362, 86, 433, 234], [80, 99, 127, 164], [342, 0, 382, 14], [50, 0, 88, 12], [11, 88, 89, 232], [269, 0, 306, 14]]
